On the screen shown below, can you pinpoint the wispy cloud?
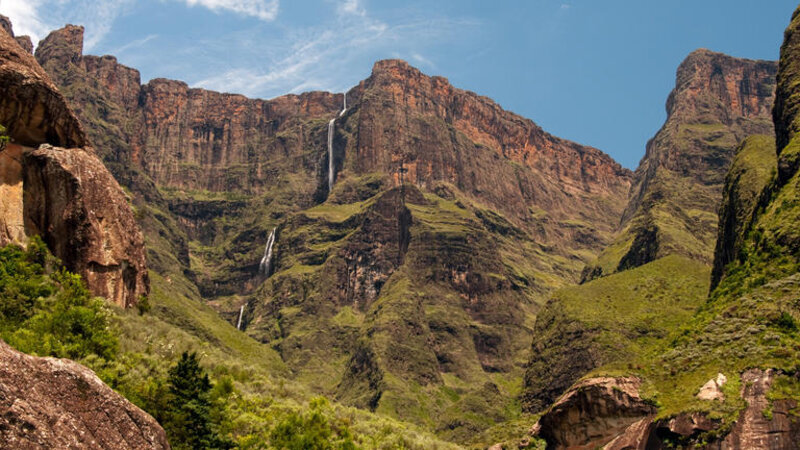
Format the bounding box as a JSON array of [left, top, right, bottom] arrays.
[[0, 0, 276, 52], [194, 1, 476, 98], [0, 0, 133, 50], [180, 0, 279, 21], [410, 52, 435, 69], [109, 34, 159, 55]]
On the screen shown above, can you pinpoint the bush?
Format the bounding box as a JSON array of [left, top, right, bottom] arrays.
[[0, 238, 118, 360], [269, 397, 357, 450]]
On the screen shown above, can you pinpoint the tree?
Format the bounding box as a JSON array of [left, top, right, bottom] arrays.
[[166, 351, 231, 449]]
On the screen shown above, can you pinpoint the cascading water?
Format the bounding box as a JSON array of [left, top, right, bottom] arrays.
[[236, 304, 245, 330], [259, 227, 276, 276], [328, 92, 348, 192]]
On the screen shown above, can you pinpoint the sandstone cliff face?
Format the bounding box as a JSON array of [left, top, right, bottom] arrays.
[[0, 340, 169, 449], [0, 20, 148, 308], [23, 145, 149, 308], [34, 24, 634, 439], [586, 50, 777, 280], [345, 60, 632, 248]]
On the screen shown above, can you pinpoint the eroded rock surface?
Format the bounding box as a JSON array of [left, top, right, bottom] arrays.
[[23, 145, 149, 308], [0, 21, 86, 148], [534, 371, 800, 449], [0, 340, 169, 449], [0, 20, 149, 308], [532, 376, 657, 449], [586, 50, 777, 280]]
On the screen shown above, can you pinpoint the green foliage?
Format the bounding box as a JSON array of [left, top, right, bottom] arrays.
[[0, 124, 9, 147], [269, 398, 356, 450], [0, 237, 118, 360], [137, 294, 151, 315], [164, 351, 232, 449]]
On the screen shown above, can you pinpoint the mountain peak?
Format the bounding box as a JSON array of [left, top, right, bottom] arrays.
[[35, 25, 84, 66]]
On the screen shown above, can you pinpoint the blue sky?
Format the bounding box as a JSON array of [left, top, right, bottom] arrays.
[[1, 0, 797, 168]]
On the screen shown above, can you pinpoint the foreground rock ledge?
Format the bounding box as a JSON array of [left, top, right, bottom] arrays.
[[0, 340, 169, 449], [533, 371, 800, 449]]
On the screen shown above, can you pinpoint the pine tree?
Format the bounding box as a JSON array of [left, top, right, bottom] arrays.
[[166, 351, 225, 449]]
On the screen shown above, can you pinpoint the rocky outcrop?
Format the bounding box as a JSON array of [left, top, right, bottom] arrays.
[[586, 50, 777, 280], [346, 59, 632, 248], [0, 15, 32, 54], [711, 135, 777, 289], [532, 376, 657, 449], [0, 19, 148, 308], [0, 340, 169, 449], [0, 143, 26, 246], [23, 145, 149, 308], [0, 21, 86, 148], [533, 370, 800, 449], [774, 7, 800, 157]]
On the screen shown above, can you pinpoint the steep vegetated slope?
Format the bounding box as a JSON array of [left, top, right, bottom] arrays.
[[522, 49, 778, 420], [584, 50, 776, 280], [34, 23, 635, 441], [529, 6, 800, 448], [0, 17, 462, 449]]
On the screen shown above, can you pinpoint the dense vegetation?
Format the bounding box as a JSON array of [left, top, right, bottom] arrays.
[[0, 237, 459, 448]]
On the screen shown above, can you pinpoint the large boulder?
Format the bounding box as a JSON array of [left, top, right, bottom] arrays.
[[23, 145, 149, 308], [0, 18, 149, 307], [0, 340, 169, 449]]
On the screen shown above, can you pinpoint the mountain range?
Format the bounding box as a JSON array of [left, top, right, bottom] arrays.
[[1, 5, 799, 449]]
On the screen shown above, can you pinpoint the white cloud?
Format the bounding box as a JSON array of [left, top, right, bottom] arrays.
[[337, 0, 365, 17], [193, 2, 471, 98], [0, 0, 132, 51], [181, 0, 279, 21], [410, 52, 435, 69], [110, 34, 159, 55]]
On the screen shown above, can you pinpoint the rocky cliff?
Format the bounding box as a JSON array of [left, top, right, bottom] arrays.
[[33, 24, 636, 441], [0, 20, 148, 308], [343, 59, 632, 246], [585, 50, 777, 280], [526, 6, 800, 448], [0, 339, 169, 449]]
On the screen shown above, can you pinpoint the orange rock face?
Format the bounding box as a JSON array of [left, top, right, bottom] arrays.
[[0, 20, 149, 308], [23, 145, 149, 308], [347, 60, 633, 246]]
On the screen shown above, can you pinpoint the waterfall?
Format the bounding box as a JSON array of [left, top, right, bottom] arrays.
[[259, 228, 276, 276], [328, 92, 348, 192], [236, 304, 245, 330], [327, 117, 336, 192]]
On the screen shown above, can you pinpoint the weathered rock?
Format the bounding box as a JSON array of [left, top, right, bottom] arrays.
[[23, 145, 149, 308], [537, 370, 800, 449], [14, 35, 32, 54], [0, 339, 169, 449], [0, 143, 26, 245], [532, 376, 657, 449], [587, 50, 777, 279], [0, 20, 86, 148], [348, 59, 632, 247], [718, 369, 800, 449], [696, 372, 727, 401], [0, 17, 149, 308], [774, 6, 800, 156]]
